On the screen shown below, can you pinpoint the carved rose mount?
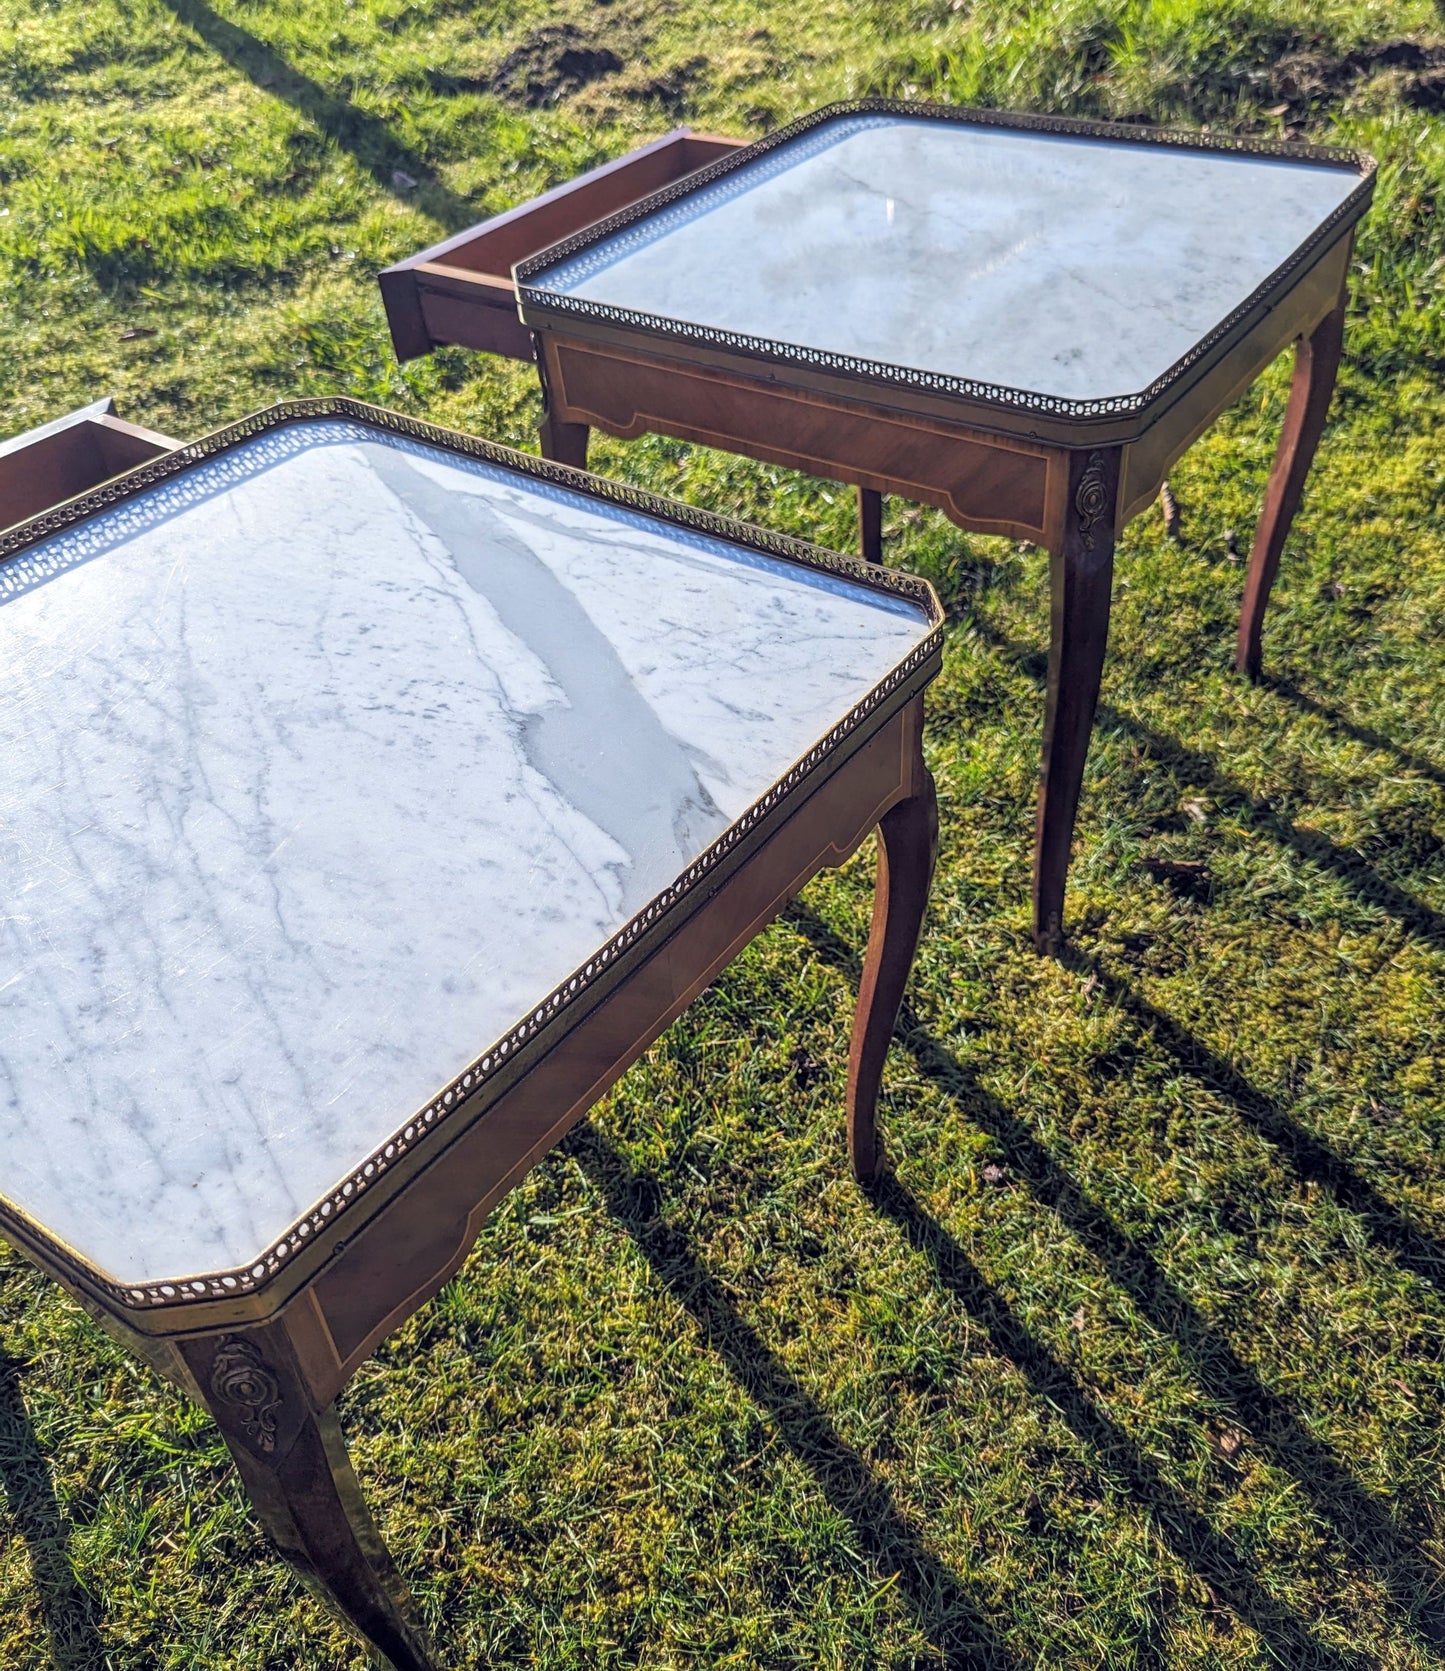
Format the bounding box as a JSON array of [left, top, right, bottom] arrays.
[[1075, 451, 1109, 553], [210, 1337, 282, 1453]]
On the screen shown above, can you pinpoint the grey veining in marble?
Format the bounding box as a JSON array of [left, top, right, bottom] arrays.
[[530, 113, 1361, 402], [0, 420, 932, 1285]]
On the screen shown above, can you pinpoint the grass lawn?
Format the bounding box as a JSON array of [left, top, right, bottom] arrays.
[[2, 0, 1445, 1666]]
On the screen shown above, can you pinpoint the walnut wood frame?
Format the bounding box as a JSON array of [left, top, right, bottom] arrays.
[[0, 397, 943, 1671], [490, 101, 1371, 952], [0, 396, 177, 531], [379, 127, 747, 366]]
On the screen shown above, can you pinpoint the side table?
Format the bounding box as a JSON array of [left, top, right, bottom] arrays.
[[382, 102, 1374, 951], [515, 103, 1374, 951], [0, 399, 942, 1669]]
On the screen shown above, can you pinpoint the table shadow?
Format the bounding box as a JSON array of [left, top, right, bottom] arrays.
[[1262, 674, 1445, 791], [1061, 946, 1445, 1297], [0, 1356, 105, 1670], [863, 1175, 1375, 1671], [1097, 698, 1445, 950], [156, 0, 478, 234], [969, 613, 1445, 957], [566, 1125, 1016, 1670], [784, 902, 1445, 1652], [933, 612, 1445, 1295]]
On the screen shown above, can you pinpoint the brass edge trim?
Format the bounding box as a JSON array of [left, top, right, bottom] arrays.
[[0, 396, 943, 625], [514, 99, 1376, 426], [0, 396, 944, 1315]]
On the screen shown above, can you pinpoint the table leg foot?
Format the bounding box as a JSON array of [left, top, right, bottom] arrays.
[[1033, 448, 1120, 956], [847, 768, 938, 1182], [1235, 292, 1346, 682], [856, 486, 884, 564], [539, 411, 589, 472], [183, 1333, 438, 1671]]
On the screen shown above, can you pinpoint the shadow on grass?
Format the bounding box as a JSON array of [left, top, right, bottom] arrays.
[[794, 893, 1445, 1304], [157, 0, 477, 232], [785, 902, 1445, 1651], [0, 1356, 105, 1670], [938, 612, 1445, 1294], [969, 612, 1445, 955], [574, 1109, 1372, 1668], [567, 1125, 1016, 1670], [864, 1175, 1378, 1670], [1061, 947, 1445, 1298], [1262, 674, 1445, 791], [1098, 698, 1445, 945]]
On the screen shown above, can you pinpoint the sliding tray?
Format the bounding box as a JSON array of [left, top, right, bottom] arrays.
[[0, 397, 177, 530], [380, 126, 746, 364]]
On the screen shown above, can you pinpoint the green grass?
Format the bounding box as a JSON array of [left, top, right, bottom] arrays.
[[2, 0, 1445, 1666]]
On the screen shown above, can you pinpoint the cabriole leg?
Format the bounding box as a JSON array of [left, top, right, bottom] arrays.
[[1032, 447, 1121, 956], [856, 486, 884, 564], [538, 410, 589, 471], [180, 1330, 437, 1671], [1235, 293, 1346, 681], [847, 760, 939, 1182]]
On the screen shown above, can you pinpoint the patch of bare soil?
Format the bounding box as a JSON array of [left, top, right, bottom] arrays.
[[1273, 36, 1445, 117], [487, 23, 624, 107], [475, 9, 706, 117]]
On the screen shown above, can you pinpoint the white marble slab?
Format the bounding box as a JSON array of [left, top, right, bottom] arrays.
[[529, 113, 1360, 403], [0, 419, 932, 1286]]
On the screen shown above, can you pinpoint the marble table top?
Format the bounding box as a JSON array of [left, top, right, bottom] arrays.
[[523, 110, 1364, 406], [0, 415, 933, 1290]]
